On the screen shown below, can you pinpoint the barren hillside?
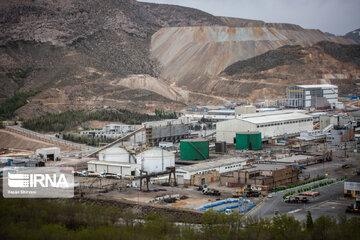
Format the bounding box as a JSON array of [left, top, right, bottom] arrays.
[[0, 0, 358, 119]]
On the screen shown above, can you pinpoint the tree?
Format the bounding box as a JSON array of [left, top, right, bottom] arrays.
[[306, 211, 313, 230]]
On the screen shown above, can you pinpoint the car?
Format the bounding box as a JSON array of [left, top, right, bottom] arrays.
[[225, 209, 232, 215], [267, 194, 273, 198], [342, 164, 350, 169]]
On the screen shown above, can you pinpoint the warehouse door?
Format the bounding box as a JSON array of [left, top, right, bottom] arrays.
[[233, 137, 236, 144]]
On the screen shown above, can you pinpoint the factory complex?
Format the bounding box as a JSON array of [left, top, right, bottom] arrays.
[[2, 83, 360, 218]]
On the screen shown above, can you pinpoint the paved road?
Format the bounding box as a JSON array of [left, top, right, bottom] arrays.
[[250, 146, 359, 221], [6, 125, 99, 153]]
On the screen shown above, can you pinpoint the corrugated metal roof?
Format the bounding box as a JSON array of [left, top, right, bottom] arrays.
[[241, 112, 312, 125], [178, 157, 247, 172], [240, 163, 292, 172], [295, 84, 337, 89], [275, 155, 312, 163]]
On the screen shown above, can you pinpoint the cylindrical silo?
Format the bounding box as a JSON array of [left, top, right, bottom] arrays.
[[138, 148, 175, 173], [98, 147, 131, 162], [236, 132, 261, 150], [180, 139, 209, 160], [249, 132, 262, 150], [236, 133, 249, 150]]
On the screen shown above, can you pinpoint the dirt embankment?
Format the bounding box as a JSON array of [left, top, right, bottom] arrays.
[[78, 196, 203, 223], [0, 129, 70, 152]]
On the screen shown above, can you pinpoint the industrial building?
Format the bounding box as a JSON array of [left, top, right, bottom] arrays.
[[88, 147, 175, 176], [319, 114, 355, 130], [235, 105, 256, 116], [80, 124, 139, 138], [275, 154, 331, 167], [344, 175, 360, 199], [286, 84, 343, 109], [87, 161, 140, 176], [143, 119, 190, 146], [220, 163, 299, 191], [216, 111, 313, 143], [176, 157, 248, 185], [35, 147, 60, 161]]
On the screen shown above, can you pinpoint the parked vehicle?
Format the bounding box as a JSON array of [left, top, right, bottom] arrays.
[[284, 196, 309, 203], [346, 199, 360, 214], [81, 170, 88, 177], [225, 209, 232, 215], [244, 189, 260, 198], [197, 184, 207, 191], [202, 188, 221, 196]]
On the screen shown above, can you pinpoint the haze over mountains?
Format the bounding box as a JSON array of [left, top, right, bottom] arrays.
[[0, 0, 359, 119]]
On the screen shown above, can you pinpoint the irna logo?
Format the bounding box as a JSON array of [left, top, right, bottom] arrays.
[[8, 172, 69, 188]]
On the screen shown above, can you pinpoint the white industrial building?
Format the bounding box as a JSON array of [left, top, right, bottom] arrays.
[[216, 111, 313, 143], [80, 124, 139, 138], [87, 161, 140, 176], [87, 147, 175, 176], [286, 84, 343, 109], [176, 157, 248, 183], [35, 147, 61, 161]]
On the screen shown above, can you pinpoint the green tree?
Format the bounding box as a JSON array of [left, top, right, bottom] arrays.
[[306, 211, 314, 230]]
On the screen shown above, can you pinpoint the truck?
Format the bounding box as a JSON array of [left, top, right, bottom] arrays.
[[346, 199, 360, 214], [284, 196, 309, 203], [202, 188, 221, 196], [244, 189, 261, 198]]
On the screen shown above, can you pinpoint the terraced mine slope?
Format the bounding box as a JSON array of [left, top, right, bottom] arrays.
[[151, 25, 352, 87], [199, 42, 360, 100]]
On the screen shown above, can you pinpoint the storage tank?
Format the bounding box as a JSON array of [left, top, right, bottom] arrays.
[[137, 148, 175, 173], [98, 147, 131, 162], [236, 132, 261, 150], [180, 139, 209, 160]]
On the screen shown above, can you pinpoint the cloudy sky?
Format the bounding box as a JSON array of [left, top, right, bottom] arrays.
[[138, 0, 359, 35]]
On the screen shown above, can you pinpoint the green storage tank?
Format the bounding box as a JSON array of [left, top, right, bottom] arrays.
[[236, 133, 249, 150], [180, 139, 209, 160], [236, 132, 261, 150]]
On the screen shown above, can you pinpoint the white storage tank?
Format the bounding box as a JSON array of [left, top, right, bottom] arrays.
[[137, 148, 175, 174], [98, 147, 132, 163]]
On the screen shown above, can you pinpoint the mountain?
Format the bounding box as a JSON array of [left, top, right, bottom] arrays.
[[343, 28, 360, 44], [214, 41, 360, 100], [0, 0, 357, 119]]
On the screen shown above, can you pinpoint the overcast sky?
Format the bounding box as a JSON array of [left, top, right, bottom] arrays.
[[138, 0, 360, 35]]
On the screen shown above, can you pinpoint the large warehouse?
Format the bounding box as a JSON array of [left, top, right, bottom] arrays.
[[216, 111, 313, 143]]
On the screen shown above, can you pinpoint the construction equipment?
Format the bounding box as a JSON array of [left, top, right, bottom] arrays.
[[244, 189, 261, 198], [346, 199, 360, 214], [284, 196, 309, 203], [232, 186, 247, 198]]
